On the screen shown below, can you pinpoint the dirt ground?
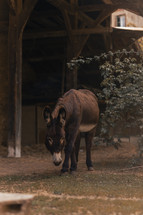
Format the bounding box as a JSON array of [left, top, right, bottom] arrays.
[[0, 138, 140, 176], [0, 137, 140, 176], [1, 137, 143, 215]]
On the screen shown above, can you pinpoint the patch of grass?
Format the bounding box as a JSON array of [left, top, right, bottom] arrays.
[[1, 172, 143, 214], [1, 173, 143, 197], [32, 196, 143, 215]]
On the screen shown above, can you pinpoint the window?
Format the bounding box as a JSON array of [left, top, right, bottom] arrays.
[[116, 15, 126, 27]]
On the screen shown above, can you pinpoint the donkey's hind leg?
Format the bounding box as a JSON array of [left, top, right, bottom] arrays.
[[85, 128, 96, 171]]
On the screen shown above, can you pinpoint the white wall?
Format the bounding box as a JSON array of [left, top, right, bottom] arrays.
[[111, 9, 143, 27]]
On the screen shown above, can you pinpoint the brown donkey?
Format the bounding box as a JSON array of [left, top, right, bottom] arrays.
[[43, 89, 99, 173]]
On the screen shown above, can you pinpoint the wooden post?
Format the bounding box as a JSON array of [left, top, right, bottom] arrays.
[[8, 0, 38, 157], [8, 0, 23, 157], [65, 0, 89, 90], [61, 59, 66, 94], [66, 34, 89, 90]]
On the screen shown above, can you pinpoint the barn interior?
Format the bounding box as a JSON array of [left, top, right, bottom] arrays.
[[20, 0, 143, 146], [0, 0, 143, 156]]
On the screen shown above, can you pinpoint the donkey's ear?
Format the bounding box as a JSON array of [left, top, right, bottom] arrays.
[[58, 107, 66, 127], [43, 106, 52, 126]]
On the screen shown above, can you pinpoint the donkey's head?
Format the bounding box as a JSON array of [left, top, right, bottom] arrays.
[[43, 106, 66, 166]]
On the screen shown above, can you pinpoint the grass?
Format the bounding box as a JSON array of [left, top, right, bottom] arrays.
[[0, 172, 143, 214], [0, 141, 142, 214]]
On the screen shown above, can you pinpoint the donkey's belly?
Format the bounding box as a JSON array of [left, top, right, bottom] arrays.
[[79, 124, 96, 132]]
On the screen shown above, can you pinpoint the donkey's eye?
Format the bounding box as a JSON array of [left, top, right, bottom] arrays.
[[60, 138, 65, 145], [47, 137, 53, 145]]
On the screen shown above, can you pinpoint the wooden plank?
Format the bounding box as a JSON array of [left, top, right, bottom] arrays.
[[71, 0, 78, 29], [15, 0, 22, 158], [62, 9, 73, 44], [8, 0, 39, 157], [102, 0, 112, 4], [73, 27, 112, 35], [15, 35, 22, 157], [47, 0, 141, 22], [8, 12, 17, 157], [78, 3, 139, 12], [93, 8, 117, 26], [23, 27, 112, 39], [28, 55, 65, 62], [0, 21, 8, 32], [8, 0, 16, 15], [47, 0, 96, 27], [0, 193, 34, 215], [8, 0, 23, 157], [47, 0, 72, 12], [0, 193, 34, 203], [18, 0, 38, 36]]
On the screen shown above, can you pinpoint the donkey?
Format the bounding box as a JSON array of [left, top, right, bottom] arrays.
[[43, 89, 99, 173]]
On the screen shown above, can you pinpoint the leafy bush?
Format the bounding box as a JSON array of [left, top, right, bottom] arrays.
[[68, 49, 143, 153]]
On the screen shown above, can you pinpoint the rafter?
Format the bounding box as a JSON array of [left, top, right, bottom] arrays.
[[93, 8, 116, 26], [102, 0, 112, 4], [46, 0, 73, 12], [61, 9, 73, 43], [28, 55, 65, 62], [46, 0, 96, 27], [18, 0, 38, 36], [8, 0, 16, 15], [46, 0, 141, 33], [79, 3, 140, 13], [23, 27, 112, 40]]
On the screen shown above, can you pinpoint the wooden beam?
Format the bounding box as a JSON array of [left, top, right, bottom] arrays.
[[8, 0, 40, 157], [47, 0, 140, 16], [102, 0, 112, 4], [46, 0, 74, 12], [79, 3, 140, 13], [23, 27, 112, 39], [23, 30, 67, 39], [0, 21, 8, 32], [46, 0, 96, 27], [8, 0, 23, 157], [93, 8, 116, 26], [72, 0, 78, 29], [73, 27, 112, 35], [62, 9, 73, 44], [46, 0, 140, 34], [28, 55, 65, 62], [18, 0, 38, 36], [8, 0, 16, 15]]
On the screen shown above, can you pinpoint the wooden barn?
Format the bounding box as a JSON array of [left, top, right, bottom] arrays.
[[0, 0, 143, 157]]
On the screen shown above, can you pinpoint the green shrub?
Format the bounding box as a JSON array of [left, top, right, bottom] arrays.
[[68, 49, 143, 153]]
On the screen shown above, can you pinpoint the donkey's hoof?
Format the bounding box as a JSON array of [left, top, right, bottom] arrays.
[[60, 168, 69, 174], [88, 167, 94, 171], [70, 170, 77, 175]]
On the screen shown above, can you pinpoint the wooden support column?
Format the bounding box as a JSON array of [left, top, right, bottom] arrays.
[[8, 0, 22, 157], [66, 35, 89, 90], [103, 18, 113, 51], [66, 0, 89, 90], [8, 0, 38, 157]]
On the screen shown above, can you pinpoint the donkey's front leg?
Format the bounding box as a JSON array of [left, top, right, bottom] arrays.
[[61, 126, 79, 173], [61, 144, 72, 173]]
